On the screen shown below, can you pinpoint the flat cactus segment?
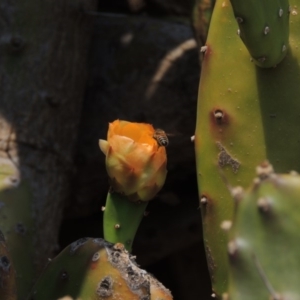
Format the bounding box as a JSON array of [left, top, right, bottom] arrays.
[[103, 191, 148, 252], [149, 276, 173, 300], [29, 238, 172, 300], [0, 157, 35, 299], [195, 0, 266, 294], [230, 0, 290, 67], [0, 230, 17, 300], [196, 0, 300, 295], [227, 163, 300, 299]]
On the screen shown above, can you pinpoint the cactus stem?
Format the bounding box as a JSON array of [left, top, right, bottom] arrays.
[[103, 192, 148, 252], [252, 253, 280, 300]]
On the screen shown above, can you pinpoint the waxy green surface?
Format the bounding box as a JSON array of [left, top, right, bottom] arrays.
[[230, 0, 290, 67], [29, 238, 144, 300], [228, 172, 300, 299], [195, 0, 300, 295], [103, 192, 148, 252]]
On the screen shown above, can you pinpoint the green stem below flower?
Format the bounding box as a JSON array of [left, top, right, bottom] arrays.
[[103, 191, 148, 252]]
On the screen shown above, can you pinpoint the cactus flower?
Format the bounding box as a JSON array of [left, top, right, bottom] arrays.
[[99, 120, 167, 202]]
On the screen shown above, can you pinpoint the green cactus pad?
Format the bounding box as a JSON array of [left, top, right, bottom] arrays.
[[230, 0, 290, 68], [195, 0, 300, 295], [103, 191, 148, 252], [226, 162, 300, 299], [29, 238, 172, 300], [0, 230, 17, 300], [0, 158, 35, 298]]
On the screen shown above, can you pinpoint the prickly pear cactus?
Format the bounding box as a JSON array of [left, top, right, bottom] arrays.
[[230, 0, 290, 68], [0, 157, 35, 298], [195, 0, 300, 295], [103, 192, 148, 252], [0, 229, 17, 300], [224, 162, 300, 299], [29, 238, 172, 300]]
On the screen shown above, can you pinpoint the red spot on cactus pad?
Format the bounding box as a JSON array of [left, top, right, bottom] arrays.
[[209, 108, 230, 139]]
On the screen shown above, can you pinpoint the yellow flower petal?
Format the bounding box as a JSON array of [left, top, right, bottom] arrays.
[[99, 139, 109, 155], [100, 120, 167, 201]]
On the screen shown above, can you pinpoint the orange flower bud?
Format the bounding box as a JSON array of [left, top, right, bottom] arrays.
[[99, 120, 167, 202]]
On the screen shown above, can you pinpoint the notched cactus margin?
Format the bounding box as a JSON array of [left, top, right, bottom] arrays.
[[225, 162, 300, 299], [29, 238, 172, 300], [230, 0, 290, 67]]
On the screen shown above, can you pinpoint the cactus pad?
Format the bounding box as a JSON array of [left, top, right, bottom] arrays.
[[0, 157, 35, 298], [226, 162, 300, 299], [29, 238, 172, 300], [103, 191, 148, 252], [230, 0, 290, 67], [0, 230, 17, 300], [195, 0, 300, 295]]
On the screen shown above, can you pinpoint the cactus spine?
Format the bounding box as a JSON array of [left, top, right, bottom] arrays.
[[195, 0, 300, 295], [225, 162, 300, 299]]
